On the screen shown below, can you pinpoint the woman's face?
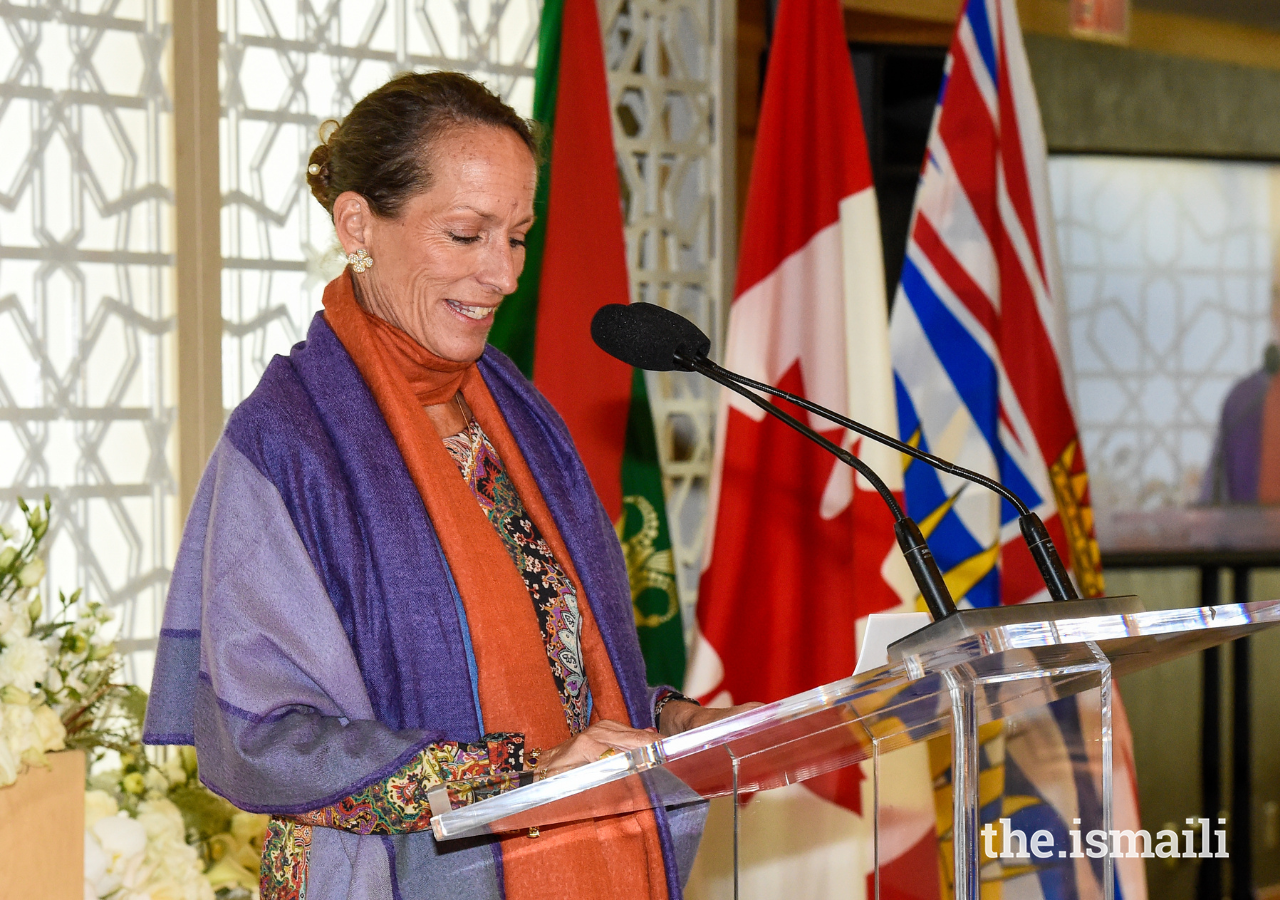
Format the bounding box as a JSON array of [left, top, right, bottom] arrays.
[[339, 125, 537, 363]]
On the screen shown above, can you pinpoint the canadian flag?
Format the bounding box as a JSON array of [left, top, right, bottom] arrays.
[[684, 0, 936, 897]]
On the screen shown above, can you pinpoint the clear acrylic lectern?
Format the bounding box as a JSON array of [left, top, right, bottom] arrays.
[[428, 598, 1280, 900]]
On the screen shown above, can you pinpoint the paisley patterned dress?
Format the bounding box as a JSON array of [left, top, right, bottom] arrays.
[[443, 418, 594, 734]]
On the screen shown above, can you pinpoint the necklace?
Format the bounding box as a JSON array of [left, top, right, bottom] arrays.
[[454, 392, 480, 454]]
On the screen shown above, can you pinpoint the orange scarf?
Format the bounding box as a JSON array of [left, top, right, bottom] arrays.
[[361, 311, 469, 405], [322, 275, 668, 900]]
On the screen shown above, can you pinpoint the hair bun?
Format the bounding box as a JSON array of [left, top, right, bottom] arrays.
[[306, 140, 334, 208]]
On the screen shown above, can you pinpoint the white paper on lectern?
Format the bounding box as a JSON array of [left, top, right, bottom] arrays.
[[853, 612, 932, 675]]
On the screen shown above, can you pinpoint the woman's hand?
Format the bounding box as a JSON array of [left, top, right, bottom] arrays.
[[536, 720, 658, 776], [657, 700, 764, 737]]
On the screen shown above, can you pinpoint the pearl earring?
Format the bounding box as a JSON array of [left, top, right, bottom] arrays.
[[348, 248, 373, 274]]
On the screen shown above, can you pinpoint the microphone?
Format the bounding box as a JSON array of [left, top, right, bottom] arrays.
[[589, 300, 711, 371], [591, 302, 1081, 606], [593, 304, 959, 623]]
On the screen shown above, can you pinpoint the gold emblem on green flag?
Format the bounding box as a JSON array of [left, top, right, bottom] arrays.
[[619, 369, 686, 688], [615, 494, 678, 629]]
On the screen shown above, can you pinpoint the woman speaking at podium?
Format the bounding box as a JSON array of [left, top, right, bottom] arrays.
[[144, 72, 748, 900]]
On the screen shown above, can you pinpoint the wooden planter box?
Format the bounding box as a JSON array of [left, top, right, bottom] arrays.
[[0, 750, 84, 900]]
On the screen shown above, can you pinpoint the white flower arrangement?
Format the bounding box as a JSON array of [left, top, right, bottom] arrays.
[[1, 496, 162, 780], [0, 499, 265, 899], [0, 497, 67, 784], [84, 790, 215, 900], [87, 746, 266, 900]]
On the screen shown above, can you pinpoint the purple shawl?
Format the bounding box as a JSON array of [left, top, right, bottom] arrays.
[[144, 314, 701, 899]]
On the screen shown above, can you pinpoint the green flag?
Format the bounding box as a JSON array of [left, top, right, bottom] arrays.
[[486, 0, 686, 688], [617, 370, 684, 688], [484, 0, 559, 374]]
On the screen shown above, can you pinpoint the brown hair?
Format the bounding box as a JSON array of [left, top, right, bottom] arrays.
[[306, 71, 536, 218]]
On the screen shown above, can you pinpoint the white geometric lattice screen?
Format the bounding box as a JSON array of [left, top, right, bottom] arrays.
[[603, 0, 725, 618], [0, 0, 723, 686], [1050, 155, 1278, 513], [220, 0, 541, 408], [0, 1, 175, 686]]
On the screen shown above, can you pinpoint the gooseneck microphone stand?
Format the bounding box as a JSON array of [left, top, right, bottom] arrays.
[[681, 353, 1081, 606], [589, 298, 1086, 629], [677, 348, 959, 623]]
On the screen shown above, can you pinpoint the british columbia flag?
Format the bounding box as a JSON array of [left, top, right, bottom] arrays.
[[889, 0, 1099, 609], [888, 0, 1148, 898]]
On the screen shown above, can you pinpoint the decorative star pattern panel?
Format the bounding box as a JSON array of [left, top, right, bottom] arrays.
[[0, 0, 175, 685], [219, 0, 540, 408], [602, 0, 725, 619], [1050, 155, 1277, 513]]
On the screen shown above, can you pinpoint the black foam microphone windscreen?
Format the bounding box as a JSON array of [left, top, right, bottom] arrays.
[[590, 302, 712, 371]]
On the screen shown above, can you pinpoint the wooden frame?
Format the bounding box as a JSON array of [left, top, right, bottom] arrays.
[[843, 0, 1280, 71], [172, 0, 224, 517]]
